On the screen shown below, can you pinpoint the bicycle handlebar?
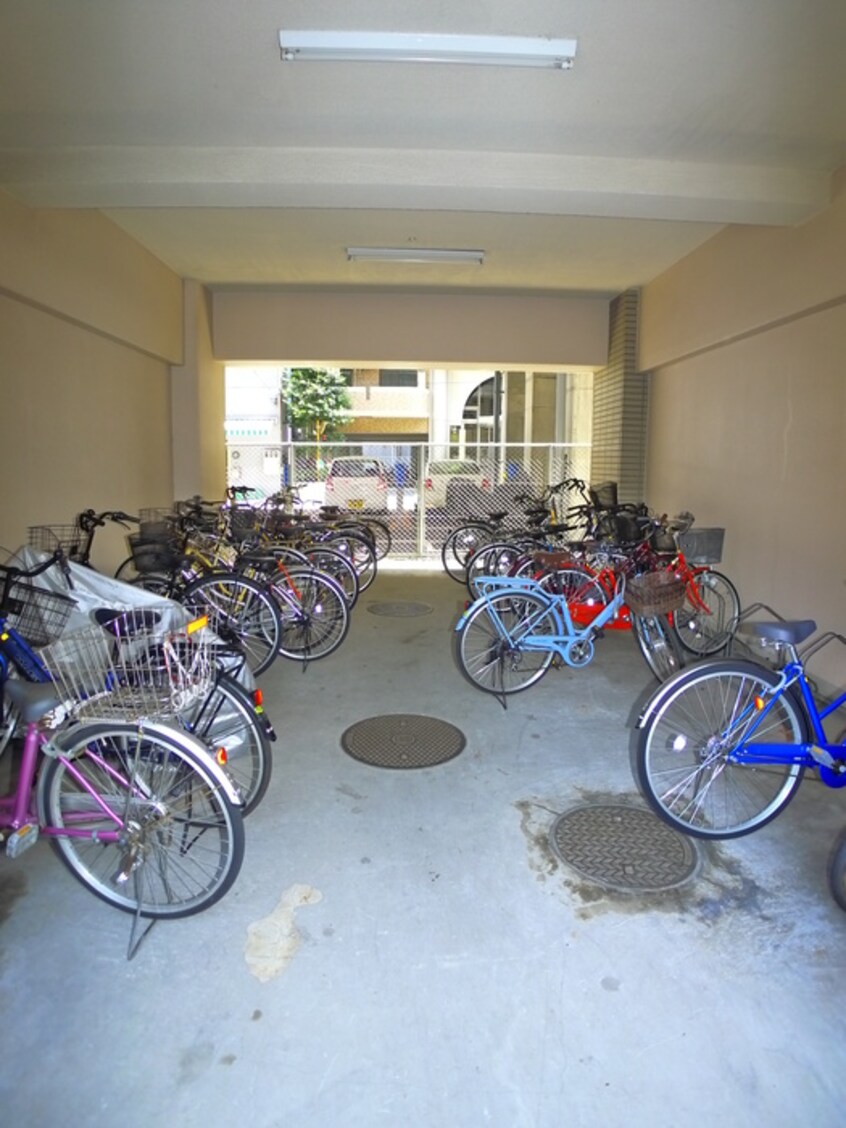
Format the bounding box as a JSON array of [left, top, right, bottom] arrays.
[[77, 508, 139, 533], [0, 548, 73, 603]]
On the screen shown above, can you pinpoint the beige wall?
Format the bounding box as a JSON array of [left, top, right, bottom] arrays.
[[0, 191, 186, 570], [213, 290, 609, 369], [641, 181, 846, 679]]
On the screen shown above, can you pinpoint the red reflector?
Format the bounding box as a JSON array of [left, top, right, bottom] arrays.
[[253, 688, 263, 708], [215, 747, 228, 766], [754, 696, 765, 710]]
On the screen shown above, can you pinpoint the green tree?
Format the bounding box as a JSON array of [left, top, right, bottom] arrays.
[[284, 367, 352, 443]]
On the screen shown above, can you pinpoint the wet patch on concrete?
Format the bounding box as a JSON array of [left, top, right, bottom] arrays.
[[515, 790, 773, 927]]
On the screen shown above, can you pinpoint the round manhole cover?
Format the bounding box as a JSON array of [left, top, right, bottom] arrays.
[[341, 715, 465, 769], [366, 601, 434, 617], [549, 803, 701, 893]]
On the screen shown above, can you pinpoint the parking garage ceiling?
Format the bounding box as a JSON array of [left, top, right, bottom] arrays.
[[1, 1, 844, 297]]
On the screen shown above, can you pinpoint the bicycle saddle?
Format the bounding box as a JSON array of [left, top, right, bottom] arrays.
[[93, 607, 163, 634], [4, 679, 61, 723]]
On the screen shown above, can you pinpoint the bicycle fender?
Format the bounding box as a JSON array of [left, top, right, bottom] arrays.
[[56, 717, 245, 808], [634, 658, 763, 729]]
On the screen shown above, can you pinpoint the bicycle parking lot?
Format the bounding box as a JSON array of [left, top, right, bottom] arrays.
[[2, 565, 844, 1126]]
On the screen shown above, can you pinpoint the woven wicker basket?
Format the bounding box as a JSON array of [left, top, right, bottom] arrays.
[[626, 572, 686, 617]]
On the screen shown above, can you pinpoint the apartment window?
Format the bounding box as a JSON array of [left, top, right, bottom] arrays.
[[379, 369, 418, 387]]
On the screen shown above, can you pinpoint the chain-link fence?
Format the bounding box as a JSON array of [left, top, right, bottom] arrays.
[[226, 441, 592, 558]]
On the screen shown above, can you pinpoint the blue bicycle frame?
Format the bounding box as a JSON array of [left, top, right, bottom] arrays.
[[725, 658, 846, 788], [456, 573, 626, 669]]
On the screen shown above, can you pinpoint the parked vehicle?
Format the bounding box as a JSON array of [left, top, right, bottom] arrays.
[[423, 459, 491, 509], [325, 456, 390, 512]]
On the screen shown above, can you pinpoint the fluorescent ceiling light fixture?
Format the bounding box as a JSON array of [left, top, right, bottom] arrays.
[[346, 247, 485, 265], [280, 31, 577, 70]]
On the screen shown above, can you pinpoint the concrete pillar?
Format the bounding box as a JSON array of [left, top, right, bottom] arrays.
[[171, 279, 226, 500]]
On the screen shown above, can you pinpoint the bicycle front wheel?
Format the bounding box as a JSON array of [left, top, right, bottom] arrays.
[[270, 566, 350, 660], [182, 571, 282, 676], [441, 524, 492, 583], [38, 721, 245, 918], [453, 591, 558, 695], [631, 613, 685, 682], [180, 672, 272, 815], [635, 660, 807, 838], [672, 569, 740, 656]]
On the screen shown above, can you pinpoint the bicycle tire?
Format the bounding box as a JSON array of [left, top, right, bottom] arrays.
[[302, 547, 360, 607], [465, 540, 530, 597], [268, 566, 351, 660], [453, 590, 558, 695], [181, 571, 282, 676], [336, 518, 392, 560], [180, 671, 272, 815], [635, 659, 808, 839], [537, 566, 610, 624], [358, 518, 392, 560], [0, 695, 21, 758], [128, 571, 176, 597], [38, 720, 244, 918], [631, 613, 685, 682], [827, 827, 846, 912], [441, 524, 493, 583], [672, 569, 740, 656], [326, 532, 377, 592]]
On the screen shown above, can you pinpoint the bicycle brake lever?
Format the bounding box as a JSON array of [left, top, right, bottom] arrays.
[[56, 548, 75, 590]]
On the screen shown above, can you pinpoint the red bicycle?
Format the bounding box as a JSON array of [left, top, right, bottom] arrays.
[[518, 512, 740, 679]]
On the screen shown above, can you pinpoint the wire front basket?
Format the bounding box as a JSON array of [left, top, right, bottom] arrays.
[[28, 524, 85, 560], [38, 607, 213, 723], [5, 581, 77, 646], [626, 572, 687, 617]]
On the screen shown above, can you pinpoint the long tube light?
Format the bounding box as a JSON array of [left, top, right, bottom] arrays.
[[279, 31, 577, 70], [346, 247, 485, 265]]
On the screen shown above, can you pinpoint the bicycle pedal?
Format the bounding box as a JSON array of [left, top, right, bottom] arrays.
[[810, 746, 846, 773], [5, 823, 39, 858]]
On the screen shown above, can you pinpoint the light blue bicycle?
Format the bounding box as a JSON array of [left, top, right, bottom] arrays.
[[453, 572, 626, 698]]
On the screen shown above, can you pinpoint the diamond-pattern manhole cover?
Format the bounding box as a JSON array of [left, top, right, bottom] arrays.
[[549, 803, 701, 893], [366, 601, 434, 617], [341, 715, 465, 769]]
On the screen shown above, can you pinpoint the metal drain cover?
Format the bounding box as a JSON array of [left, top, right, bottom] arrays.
[[366, 601, 433, 617], [341, 715, 465, 769], [550, 803, 701, 893]]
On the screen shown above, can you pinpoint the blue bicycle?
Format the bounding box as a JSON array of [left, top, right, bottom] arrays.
[[634, 619, 846, 838], [453, 571, 626, 698]]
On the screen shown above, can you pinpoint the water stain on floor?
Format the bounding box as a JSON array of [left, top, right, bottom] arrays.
[[245, 883, 323, 983], [515, 790, 772, 927]]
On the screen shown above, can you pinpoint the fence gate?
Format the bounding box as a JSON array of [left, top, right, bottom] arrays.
[[226, 440, 592, 559]]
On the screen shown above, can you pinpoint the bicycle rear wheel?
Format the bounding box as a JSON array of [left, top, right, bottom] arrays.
[[453, 590, 558, 695], [182, 571, 282, 676], [635, 660, 807, 838], [672, 569, 740, 656], [180, 671, 272, 815], [38, 720, 244, 918], [631, 613, 684, 682], [827, 827, 846, 912]]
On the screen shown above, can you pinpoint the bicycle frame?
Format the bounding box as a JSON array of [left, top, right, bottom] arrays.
[[457, 573, 626, 669], [722, 662, 846, 786]]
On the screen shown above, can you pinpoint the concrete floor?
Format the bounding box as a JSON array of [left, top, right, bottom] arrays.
[[1, 567, 845, 1126]]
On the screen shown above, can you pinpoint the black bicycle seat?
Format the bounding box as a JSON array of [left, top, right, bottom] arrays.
[[94, 607, 163, 634]]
